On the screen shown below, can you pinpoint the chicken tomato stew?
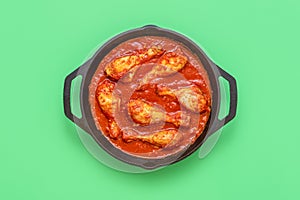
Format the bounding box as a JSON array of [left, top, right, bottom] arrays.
[[89, 36, 212, 158]]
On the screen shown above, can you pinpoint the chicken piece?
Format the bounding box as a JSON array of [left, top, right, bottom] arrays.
[[123, 129, 183, 147], [107, 119, 121, 139], [104, 46, 164, 80], [96, 79, 120, 118], [128, 99, 190, 127], [156, 52, 188, 75], [119, 65, 140, 83], [139, 52, 187, 86], [96, 80, 121, 138], [156, 85, 209, 113]]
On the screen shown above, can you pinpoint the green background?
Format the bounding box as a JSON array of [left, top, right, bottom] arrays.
[[1, 0, 299, 199]]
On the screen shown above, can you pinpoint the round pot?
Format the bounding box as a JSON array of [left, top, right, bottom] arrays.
[[63, 25, 237, 170]]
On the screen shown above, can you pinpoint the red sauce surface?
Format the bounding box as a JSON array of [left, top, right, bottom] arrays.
[[89, 36, 211, 158]]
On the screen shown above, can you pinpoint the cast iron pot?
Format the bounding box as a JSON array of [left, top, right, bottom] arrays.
[[63, 25, 237, 170]]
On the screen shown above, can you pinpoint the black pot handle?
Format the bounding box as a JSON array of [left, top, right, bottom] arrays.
[[210, 65, 237, 133], [63, 61, 90, 133]]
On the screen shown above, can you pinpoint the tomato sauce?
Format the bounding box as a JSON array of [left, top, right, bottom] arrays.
[[89, 36, 211, 158]]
